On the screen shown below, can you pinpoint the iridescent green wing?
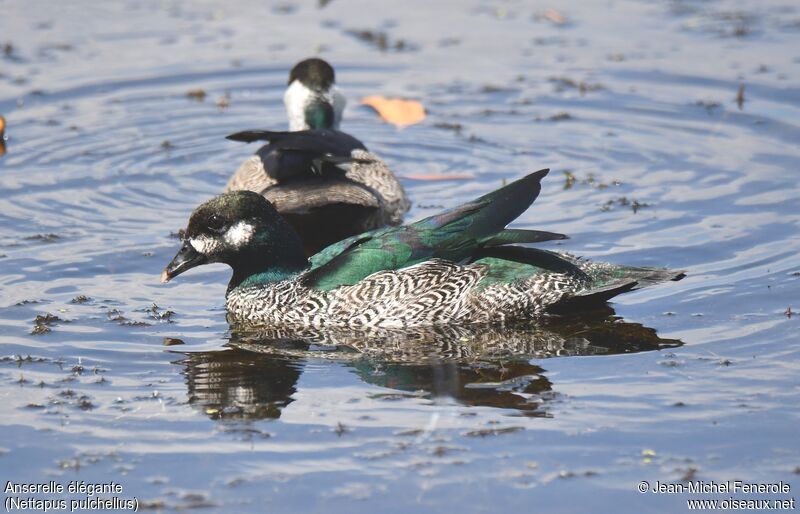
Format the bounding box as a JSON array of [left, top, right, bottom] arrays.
[[303, 169, 558, 291]]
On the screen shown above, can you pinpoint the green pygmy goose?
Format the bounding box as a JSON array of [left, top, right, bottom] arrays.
[[162, 169, 684, 328]]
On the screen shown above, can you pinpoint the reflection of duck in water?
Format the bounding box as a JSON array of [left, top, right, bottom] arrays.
[[162, 169, 684, 327], [351, 360, 554, 417], [224, 58, 409, 254], [229, 304, 682, 362], [176, 349, 302, 421], [178, 306, 679, 420]]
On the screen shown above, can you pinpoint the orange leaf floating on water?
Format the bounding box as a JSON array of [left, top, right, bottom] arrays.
[[362, 95, 426, 127], [543, 8, 567, 25], [0, 115, 6, 157], [402, 173, 474, 181]]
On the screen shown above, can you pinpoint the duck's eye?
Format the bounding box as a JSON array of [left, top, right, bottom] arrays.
[[206, 214, 226, 234]]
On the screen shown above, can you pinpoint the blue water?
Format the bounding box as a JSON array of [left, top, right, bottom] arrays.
[[1, 0, 799, 512]]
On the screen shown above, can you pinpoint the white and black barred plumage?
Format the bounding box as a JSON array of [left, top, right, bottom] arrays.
[[226, 257, 591, 328]]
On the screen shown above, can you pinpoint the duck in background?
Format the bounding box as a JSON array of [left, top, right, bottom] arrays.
[[162, 169, 684, 328], [283, 57, 346, 131], [225, 58, 409, 254]]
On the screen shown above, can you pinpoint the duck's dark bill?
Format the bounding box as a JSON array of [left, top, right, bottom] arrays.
[[161, 241, 207, 283]]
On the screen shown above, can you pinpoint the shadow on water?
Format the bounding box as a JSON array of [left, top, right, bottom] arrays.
[[176, 305, 682, 421]]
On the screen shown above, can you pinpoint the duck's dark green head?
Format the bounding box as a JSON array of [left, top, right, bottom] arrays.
[[161, 191, 308, 289]]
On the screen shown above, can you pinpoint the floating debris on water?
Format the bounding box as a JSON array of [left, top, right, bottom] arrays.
[[30, 324, 49, 335], [564, 170, 576, 189], [563, 171, 622, 191], [145, 303, 175, 322], [346, 29, 414, 52], [480, 84, 516, 94], [31, 313, 61, 335], [186, 88, 207, 101], [77, 396, 94, 410], [546, 112, 573, 122], [433, 122, 462, 133], [107, 308, 151, 327], [70, 295, 91, 304], [696, 100, 722, 114], [548, 77, 606, 94], [395, 428, 424, 437], [681, 467, 699, 481], [601, 197, 650, 213], [216, 92, 230, 109], [736, 84, 745, 109], [163, 337, 184, 346], [160, 140, 173, 150], [25, 233, 61, 243], [558, 469, 598, 479]]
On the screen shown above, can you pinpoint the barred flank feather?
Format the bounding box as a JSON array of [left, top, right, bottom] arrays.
[[227, 255, 685, 328]]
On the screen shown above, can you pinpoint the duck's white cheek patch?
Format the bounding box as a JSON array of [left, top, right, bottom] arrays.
[[224, 221, 255, 247], [189, 236, 219, 254]]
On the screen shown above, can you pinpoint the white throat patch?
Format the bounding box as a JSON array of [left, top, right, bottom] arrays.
[[284, 80, 346, 130], [223, 221, 255, 247]]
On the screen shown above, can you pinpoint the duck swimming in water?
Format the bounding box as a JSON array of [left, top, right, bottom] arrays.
[[163, 169, 684, 328], [224, 58, 409, 254]]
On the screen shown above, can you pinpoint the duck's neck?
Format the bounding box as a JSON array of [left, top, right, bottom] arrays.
[[286, 81, 337, 131], [227, 245, 309, 294], [304, 99, 335, 130]]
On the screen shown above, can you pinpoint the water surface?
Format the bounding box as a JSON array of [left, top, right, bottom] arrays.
[[1, 0, 799, 512]]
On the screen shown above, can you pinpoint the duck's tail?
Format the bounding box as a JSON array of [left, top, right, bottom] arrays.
[[550, 263, 685, 311]]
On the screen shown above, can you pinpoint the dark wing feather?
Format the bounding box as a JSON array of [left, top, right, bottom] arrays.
[[482, 229, 568, 246], [472, 246, 588, 278], [227, 129, 368, 183], [303, 169, 551, 291], [226, 130, 291, 143]]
